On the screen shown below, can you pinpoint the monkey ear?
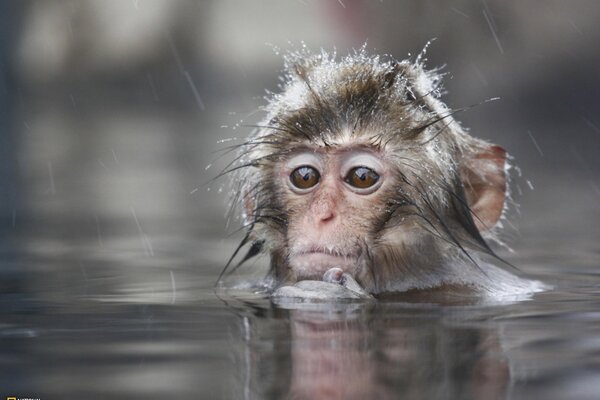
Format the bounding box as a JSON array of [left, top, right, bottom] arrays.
[[460, 145, 507, 232]]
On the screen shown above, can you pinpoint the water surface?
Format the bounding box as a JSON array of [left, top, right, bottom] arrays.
[[2, 209, 600, 400]]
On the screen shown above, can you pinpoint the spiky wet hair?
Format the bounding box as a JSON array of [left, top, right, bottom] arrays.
[[219, 48, 510, 290]]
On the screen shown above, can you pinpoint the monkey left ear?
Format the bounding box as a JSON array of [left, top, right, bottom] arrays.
[[460, 145, 507, 232]]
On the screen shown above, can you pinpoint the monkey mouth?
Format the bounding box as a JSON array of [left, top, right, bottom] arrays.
[[289, 247, 360, 280]]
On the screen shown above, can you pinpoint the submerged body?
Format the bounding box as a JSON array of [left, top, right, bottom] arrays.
[[225, 48, 542, 299]]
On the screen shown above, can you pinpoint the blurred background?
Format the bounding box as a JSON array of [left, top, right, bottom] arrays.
[[0, 0, 599, 298], [3, 1, 600, 228], [2, 1, 600, 398]]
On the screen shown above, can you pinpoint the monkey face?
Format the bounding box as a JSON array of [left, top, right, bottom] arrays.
[[276, 144, 394, 281]]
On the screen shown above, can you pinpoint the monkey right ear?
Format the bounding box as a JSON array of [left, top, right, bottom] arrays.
[[460, 145, 507, 232]]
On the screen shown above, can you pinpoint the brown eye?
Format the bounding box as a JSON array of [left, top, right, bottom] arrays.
[[345, 166, 380, 189], [290, 166, 320, 190]]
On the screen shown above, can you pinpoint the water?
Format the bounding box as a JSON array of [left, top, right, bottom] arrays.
[[1, 101, 599, 399], [1, 209, 600, 400]]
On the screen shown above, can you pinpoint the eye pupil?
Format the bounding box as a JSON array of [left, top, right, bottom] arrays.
[[290, 166, 320, 190], [345, 166, 380, 189]]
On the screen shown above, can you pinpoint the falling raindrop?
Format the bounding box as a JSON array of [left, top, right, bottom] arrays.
[[482, 2, 504, 54], [526, 130, 544, 157], [47, 161, 56, 195], [170, 270, 177, 304], [526, 180, 534, 190]]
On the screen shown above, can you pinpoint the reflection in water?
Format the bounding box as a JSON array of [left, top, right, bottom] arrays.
[[2, 257, 600, 399], [237, 302, 510, 399]]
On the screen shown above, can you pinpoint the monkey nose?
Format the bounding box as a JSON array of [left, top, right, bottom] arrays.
[[318, 210, 335, 223], [311, 193, 337, 223]]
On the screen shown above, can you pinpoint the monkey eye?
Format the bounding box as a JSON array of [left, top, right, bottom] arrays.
[[290, 166, 320, 190], [345, 166, 380, 190]]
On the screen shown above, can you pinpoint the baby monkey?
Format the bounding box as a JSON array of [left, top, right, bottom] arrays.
[[222, 48, 533, 299]]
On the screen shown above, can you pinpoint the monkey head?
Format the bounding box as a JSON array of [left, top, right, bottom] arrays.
[[229, 49, 509, 295]]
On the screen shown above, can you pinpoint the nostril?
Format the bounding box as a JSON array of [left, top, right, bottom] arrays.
[[320, 211, 335, 222]]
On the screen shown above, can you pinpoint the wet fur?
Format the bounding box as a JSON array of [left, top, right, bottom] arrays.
[[221, 48, 511, 294]]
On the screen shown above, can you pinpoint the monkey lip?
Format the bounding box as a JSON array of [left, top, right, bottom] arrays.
[[290, 249, 359, 279]]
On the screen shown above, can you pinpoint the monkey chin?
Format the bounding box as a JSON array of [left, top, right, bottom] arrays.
[[289, 252, 359, 281]]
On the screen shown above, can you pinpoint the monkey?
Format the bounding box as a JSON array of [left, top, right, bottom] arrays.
[[218, 47, 544, 300]]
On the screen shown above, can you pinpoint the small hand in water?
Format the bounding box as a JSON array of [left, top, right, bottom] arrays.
[[272, 268, 373, 300]]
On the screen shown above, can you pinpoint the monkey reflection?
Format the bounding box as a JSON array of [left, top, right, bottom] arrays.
[[223, 48, 539, 297], [238, 307, 509, 399]]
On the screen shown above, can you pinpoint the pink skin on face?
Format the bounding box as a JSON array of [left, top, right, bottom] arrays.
[[281, 146, 387, 280]]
